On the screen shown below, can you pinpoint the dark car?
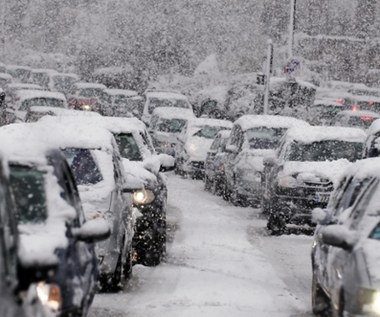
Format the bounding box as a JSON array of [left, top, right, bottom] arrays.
[[0, 124, 110, 316], [204, 130, 231, 196], [311, 158, 380, 317], [263, 126, 366, 235]]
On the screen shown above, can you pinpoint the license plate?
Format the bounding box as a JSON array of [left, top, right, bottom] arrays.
[[314, 193, 330, 203]]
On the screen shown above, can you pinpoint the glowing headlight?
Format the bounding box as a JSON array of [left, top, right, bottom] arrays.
[[371, 292, 380, 314], [36, 282, 61, 312], [278, 175, 298, 188], [81, 104, 92, 111], [188, 143, 198, 154], [132, 189, 155, 205]]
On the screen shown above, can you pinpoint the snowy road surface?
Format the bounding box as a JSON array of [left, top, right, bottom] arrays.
[[89, 174, 314, 317]]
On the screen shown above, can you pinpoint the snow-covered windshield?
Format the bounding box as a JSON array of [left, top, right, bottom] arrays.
[[30, 73, 48, 87], [114, 133, 143, 161], [62, 148, 103, 185], [20, 98, 65, 111], [287, 140, 362, 162], [148, 98, 189, 114], [53, 76, 77, 92], [156, 118, 187, 133], [9, 165, 48, 224], [193, 125, 229, 139], [245, 127, 286, 149], [77, 88, 108, 101]]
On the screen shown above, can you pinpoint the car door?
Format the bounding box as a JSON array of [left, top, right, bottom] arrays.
[[225, 125, 243, 188]]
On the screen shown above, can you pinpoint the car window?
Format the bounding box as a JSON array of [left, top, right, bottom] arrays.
[[114, 133, 143, 161], [140, 131, 155, 154], [193, 125, 228, 139], [245, 127, 286, 150], [156, 118, 187, 133], [20, 98, 65, 111], [9, 165, 48, 224], [62, 148, 104, 185], [348, 116, 376, 129]]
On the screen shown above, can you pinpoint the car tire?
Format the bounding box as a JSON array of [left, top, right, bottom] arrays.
[[312, 272, 330, 315], [98, 254, 123, 293], [140, 217, 166, 267]]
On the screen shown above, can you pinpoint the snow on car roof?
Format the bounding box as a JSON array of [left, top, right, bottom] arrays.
[[146, 91, 189, 100], [0, 72, 12, 80], [104, 88, 138, 97], [286, 126, 366, 144], [337, 110, 380, 117], [189, 117, 233, 129], [217, 130, 231, 139], [152, 106, 195, 119], [52, 72, 79, 79], [6, 65, 31, 71], [31, 68, 59, 74], [235, 115, 309, 131], [195, 85, 229, 104], [343, 157, 380, 181], [28, 106, 101, 117], [15, 89, 67, 103], [7, 83, 44, 90], [74, 82, 107, 90]]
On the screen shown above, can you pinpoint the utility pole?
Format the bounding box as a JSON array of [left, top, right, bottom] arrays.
[[263, 39, 274, 115], [288, 0, 297, 58]]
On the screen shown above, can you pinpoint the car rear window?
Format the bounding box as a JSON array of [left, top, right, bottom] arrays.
[[114, 133, 143, 161], [20, 98, 65, 111], [9, 165, 48, 224]]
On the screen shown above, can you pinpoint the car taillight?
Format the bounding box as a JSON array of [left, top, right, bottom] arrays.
[[360, 116, 373, 121]]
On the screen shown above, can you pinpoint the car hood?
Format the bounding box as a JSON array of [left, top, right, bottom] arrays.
[[122, 159, 157, 189], [282, 159, 352, 186], [239, 149, 276, 173], [185, 137, 213, 161]]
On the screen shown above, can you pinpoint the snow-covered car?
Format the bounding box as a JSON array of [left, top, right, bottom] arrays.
[[204, 130, 231, 196], [36, 118, 135, 291], [175, 118, 233, 179], [42, 115, 174, 266], [332, 110, 380, 129], [0, 123, 111, 316], [50, 73, 79, 95], [363, 119, 380, 158], [5, 65, 32, 83], [0, 154, 59, 317], [142, 90, 193, 125], [223, 115, 309, 207], [28, 69, 59, 89], [67, 82, 108, 113], [311, 158, 380, 317], [0, 72, 13, 88], [7, 90, 68, 122], [103, 88, 138, 117], [149, 106, 195, 156], [25, 106, 101, 123], [263, 126, 366, 235]]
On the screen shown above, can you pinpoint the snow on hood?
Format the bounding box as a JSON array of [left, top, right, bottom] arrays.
[[18, 169, 76, 268], [186, 136, 214, 161], [122, 158, 156, 189], [282, 160, 352, 186]]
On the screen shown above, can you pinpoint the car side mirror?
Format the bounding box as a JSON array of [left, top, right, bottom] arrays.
[[158, 153, 175, 172], [225, 144, 238, 154], [72, 218, 111, 243], [263, 156, 276, 167], [321, 225, 358, 251]]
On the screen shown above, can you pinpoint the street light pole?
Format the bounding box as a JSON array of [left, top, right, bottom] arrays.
[[288, 0, 296, 58], [263, 39, 274, 115]]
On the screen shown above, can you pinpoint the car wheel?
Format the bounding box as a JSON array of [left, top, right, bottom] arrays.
[[312, 272, 330, 315], [140, 218, 166, 267], [98, 254, 124, 292]]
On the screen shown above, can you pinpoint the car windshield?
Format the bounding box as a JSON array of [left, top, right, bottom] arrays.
[[193, 125, 229, 139], [287, 140, 363, 162], [348, 116, 376, 129], [156, 118, 187, 133], [148, 97, 189, 114], [62, 148, 103, 185], [31, 73, 48, 87], [245, 127, 287, 149], [9, 165, 48, 224], [78, 88, 105, 99], [114, 133, 143, 161], [20, 98, 65, 111], [53, 76, 77, 92]]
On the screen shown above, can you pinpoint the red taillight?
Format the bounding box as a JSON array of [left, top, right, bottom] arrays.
[[360, 116, 373, 121], [351, 105, 358, 112], [336, 98, 344, 105]]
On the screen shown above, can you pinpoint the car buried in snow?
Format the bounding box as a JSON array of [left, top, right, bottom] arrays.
[[149, 106, 195, 157], [311, 158, 380, 317], [67, 82, 108, 113], [175, 117, 233, 179], [204, 129, 231, 196], [0, 123, 111, 317], [103, 88, 138, 117], [223, 115, 309, 207], [35, 118, 136, 292], [263, 126, 366, 235], [5, 65, 32, 83]]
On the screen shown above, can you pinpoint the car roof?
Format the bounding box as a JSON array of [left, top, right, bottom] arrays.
[[74, 82, 107, 90], [52, 72, 79, 79], [189, 117, 233, 129], [6, 65, 31, 71], [146, 91, 188, 100], [337, 110, 380, 117], [152, 106, 195, 119], [285, 126, 366, 144], [15, 89, 67, 103], [28, 106, 101, 117], [234, 114, 309, 131], [104, 88, 138, 97], [368, 119, 380, 135], [7, 83, 44, 90], [31, 68, 58, 74]]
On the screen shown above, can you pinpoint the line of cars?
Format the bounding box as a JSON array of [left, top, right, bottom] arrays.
[[0, 110, 176, 316]]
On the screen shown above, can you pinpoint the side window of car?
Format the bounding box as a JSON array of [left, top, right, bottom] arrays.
[[332, 177, 365, 217], [140, 131, 155, 154], [210, 136, 220, 150]]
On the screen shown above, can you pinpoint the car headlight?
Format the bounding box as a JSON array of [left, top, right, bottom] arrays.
[[81, 104, 92, 111], [187, 143, 198, 154], [358, 288, 380, 314], [132, 189, 155, 205], [36, 282, 62, 312], [278, 175, 298, 188]]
